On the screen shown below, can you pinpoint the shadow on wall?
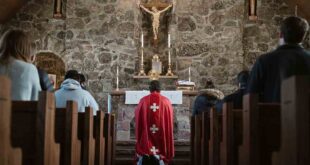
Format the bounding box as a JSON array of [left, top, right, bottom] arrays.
[[36, 52, 66, 89]]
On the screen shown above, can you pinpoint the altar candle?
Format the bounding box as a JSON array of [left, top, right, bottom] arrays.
[[189, 67, 191, 82], [141, 49, 144, 64], [295, 5, 298, 16], [107, 94, 111, 114], [116, 65, 119, 90], [141, 33, 144, 48], [168, 33, 171, 48], [168, 50, 171, 64]]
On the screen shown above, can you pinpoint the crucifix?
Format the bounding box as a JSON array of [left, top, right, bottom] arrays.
[[139, 0, 173, 41], [150, 103, 159, 112], [249, 0, 258, 20], [53, 0, 63, 18]]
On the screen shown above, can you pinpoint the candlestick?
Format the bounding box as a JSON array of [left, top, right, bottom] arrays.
[[141, 33, 144, 48], [138, 48, 146, 76], [168, 33, 171, 48], [166, 49, 174, 76], [189, 67, 191, 82], [116, 65, 119, 90]]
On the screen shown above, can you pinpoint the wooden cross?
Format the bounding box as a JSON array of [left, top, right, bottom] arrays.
[[141, 0, 171, 10], [150, 124, 159, 134], [53, 0, 63, 18], [150, 103, 159, 112], [249, 0, 258, 20], [150, 146, 159, 155]]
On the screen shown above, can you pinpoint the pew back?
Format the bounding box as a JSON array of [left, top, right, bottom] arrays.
[[55, 102, 81, 165], [78, 107, 95, 165], [94, 111, 105, 165], [0, 76, 22, 165], [239, 94, 281, 165]]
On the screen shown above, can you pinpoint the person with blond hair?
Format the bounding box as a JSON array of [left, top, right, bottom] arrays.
[[0, 29, 41, 100]]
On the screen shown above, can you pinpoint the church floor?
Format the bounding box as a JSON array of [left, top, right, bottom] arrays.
[[115, 140, 190, 165]]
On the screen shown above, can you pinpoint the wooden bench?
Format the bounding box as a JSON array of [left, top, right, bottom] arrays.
[[0, 76, 22, 165], [238, 94, 281, 165], [10, 92, 60, 165], [193, 114, 202, 165], [94, 111, 105, 165], [55, 102, 81, 165], [200, 111, 208, 165], [104, 113, 116, 165], [219, 103, 242, 165], [272, 76, 310, 165], [209, 108, 220, 165], [78, 107, 95, 165]]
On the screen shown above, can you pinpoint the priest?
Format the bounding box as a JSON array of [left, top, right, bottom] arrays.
[[135, 80, 175, 165]]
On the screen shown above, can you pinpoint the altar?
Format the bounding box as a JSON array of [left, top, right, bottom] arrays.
[[110, 90, 197, 141]]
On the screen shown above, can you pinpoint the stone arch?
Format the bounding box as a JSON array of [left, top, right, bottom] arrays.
[[35, 52, 66, 89]]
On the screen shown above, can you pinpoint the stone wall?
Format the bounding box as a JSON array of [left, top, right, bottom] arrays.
[[243, 0, 294, 68], [1, 0, 306, 109]]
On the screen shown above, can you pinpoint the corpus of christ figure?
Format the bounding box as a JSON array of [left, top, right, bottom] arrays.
[[140, 4, 172, 40]]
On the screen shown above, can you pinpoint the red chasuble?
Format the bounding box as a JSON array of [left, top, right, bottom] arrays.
[[135, 91, 175, 163]]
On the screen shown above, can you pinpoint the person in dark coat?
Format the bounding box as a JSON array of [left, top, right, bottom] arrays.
[[247, 16, 310, 103], [216, 71, 250, 110], [37, 67, 54, 92], [192, 80, 224, 116]]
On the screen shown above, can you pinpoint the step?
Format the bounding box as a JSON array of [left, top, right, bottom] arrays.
[[115, 157, 190, 165], [116, 148, 190, 158]]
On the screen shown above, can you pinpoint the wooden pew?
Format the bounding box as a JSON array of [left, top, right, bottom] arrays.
[[94, 111, 105, 165], [111, 114, 116, 165], [209, 108, 220, 165], [194, 114, 202, 165], [0, 76, 22, 165], [219, 103, 242, 165], [238, 94, 281, 165], [10, 92, 60, 165], [55, 102, 81, 165], [201, 111, 209, 165], [272, 76, 310, 165], [78, 107, 95, 165], [104, 113, 112, 165], [190, 116, 195, 164]]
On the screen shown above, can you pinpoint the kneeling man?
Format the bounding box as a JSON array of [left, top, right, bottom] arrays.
[[135, 80, 174, 165]]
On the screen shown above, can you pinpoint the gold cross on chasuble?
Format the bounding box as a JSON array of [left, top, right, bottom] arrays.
[[141, 0, 171, 10]]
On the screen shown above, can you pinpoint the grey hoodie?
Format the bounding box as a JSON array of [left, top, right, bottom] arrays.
[[55, 79, 99, 115]]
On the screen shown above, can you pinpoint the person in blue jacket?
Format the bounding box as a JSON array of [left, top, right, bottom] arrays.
[[55, 70, 99, 115], [0, 29, 41, 101]]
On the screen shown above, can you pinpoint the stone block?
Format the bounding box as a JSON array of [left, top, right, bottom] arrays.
[[177, 17, 196, 31], [117, 121, 130, 131], [177, 130, 191, 140], [117, 131, 130, 141]]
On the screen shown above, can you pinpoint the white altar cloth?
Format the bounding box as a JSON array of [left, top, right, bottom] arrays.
[[125, 91, 183, 104]]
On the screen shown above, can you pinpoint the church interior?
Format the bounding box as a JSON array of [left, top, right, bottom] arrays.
[[0, 0, 309, 165]]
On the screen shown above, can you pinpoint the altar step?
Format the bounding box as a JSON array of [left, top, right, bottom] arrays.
[[115, 140, 191, 165]]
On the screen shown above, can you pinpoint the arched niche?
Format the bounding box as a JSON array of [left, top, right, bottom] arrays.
[[36, 52, 66, 89]]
